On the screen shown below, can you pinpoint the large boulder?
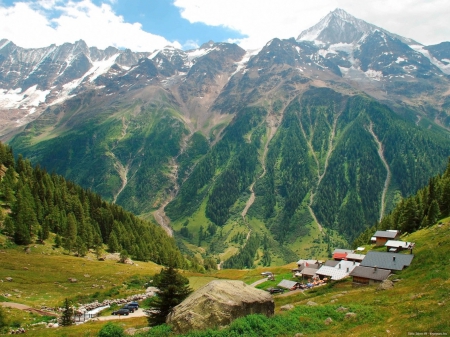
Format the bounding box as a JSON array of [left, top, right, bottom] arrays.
[[166, 280, 274, 333]]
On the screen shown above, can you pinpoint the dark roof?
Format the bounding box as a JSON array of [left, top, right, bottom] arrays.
[[360, 252, 414, 271], [324, 260, 340, 267], [349, 266, 391, 281], [373, 230, 399, 239], [299, 263, 320, 271], [300, 267, 319, 276]]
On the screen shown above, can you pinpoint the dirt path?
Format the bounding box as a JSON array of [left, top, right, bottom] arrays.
[[367, 121, 391, 221], [250, 278, 268, 287], [0, 302, 58, 316]]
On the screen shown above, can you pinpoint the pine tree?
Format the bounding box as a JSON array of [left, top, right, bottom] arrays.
[[63, 213, 77, 253], [54, 234, 62, 248], [147, 264, 192, 326], [3, 216, 14, 237], [59, 298, 74, 326], [108, 231, 120, 253]]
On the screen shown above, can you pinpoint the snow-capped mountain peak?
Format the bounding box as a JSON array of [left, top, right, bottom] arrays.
[[297, 8, 380, 45]]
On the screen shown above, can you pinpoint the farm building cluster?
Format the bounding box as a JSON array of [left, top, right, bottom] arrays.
[[274, 230, 415, 290]]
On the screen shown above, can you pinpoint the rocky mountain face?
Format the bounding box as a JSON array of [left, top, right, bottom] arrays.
[[3, 9, 450, 265]]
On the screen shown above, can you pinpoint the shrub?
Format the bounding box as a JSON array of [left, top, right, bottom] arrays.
[[97, 322, 125, 337]]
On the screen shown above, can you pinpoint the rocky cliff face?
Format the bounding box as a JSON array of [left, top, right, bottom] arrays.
[[166, 280, 274, 333]]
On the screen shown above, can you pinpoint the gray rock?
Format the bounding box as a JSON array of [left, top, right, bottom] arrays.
[[377, 280, 394, 291], [5, 277, 13, 282], [306, 301, 318, 306], [324, 317, 333, 325], [166, 280, 274, 333], [336, 306, 348, 312], [280, 304, 294, 311], [345, 312, 357, 319]]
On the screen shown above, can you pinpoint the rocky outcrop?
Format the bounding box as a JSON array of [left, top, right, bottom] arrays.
[[166, 280, 274, 333], [377, 280, 394, 291]]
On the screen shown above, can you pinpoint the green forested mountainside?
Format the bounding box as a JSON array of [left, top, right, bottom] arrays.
[[7, 86, 450, 267], [9, 94, 189, 215], [354, 158, 450, 247], [168, 87, 450, 251], [0, 141, 185, 267]]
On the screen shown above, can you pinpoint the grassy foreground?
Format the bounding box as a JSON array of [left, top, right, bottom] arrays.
[[1, 219, 450, 336]]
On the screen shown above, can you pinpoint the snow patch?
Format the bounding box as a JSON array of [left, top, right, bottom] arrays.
[[410, 45, 450, 75], [88, 54, 120, 82], [395, 57, 406, 63], [0, 40, 11, 50], [365, 69, 383, 81], [0, 85, 50, 109], [229, 48, 261, 79]]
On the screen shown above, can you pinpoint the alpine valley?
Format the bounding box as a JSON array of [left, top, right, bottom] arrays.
[[2, 8, 450, 266]]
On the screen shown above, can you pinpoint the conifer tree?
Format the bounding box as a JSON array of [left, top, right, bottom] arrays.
[[63, 213, 77, 253], [59, 298, 74, 326], [147, 264, 192, 326], [54, 234, 62, 248], [108, 231, 120, 253], [3, 216, 14, 237]]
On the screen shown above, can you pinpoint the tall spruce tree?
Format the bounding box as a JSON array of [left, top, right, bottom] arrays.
[[59, 298, 74, 326], [147, 264, 192, 326]]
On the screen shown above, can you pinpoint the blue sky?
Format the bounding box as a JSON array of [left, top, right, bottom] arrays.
[[1, 0, 449, 52], [106, 0, 246, 49]]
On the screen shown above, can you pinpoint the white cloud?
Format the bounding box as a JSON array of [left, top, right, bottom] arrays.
[[182, 39, 200, 50], [0, 0, 181, 51], [174, 0, 450, 49]]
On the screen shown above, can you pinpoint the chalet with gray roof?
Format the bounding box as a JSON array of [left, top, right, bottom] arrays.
[[371, 230, 400, 246], [346, 253, 366, 262], [360, 252, 414, 271], [301, 267, 319, 278], [324, 260, 340, 267], [385, 240, 415, 253], [277, 279, 300, 290], [349, 266, 391, 285], [315, 266, 349, 280]]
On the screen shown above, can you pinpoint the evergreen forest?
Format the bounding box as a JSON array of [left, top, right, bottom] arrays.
[[0, 141, 185, 267]]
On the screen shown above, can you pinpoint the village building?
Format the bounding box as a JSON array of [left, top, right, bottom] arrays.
[[296, 259, 322, 270], [385, 240, 414, 253], [297, 267, 320, 280], [346, 253, 366, 262], [360, 252, 414, 271], [277, 279, 300, 290], [332, 249, 354, 261], [371, 230, 401, 246], [349, 266, 391, 285], [315, 260, 360, 280], [324, 260, 340, 267], [315, 266, 349, 280]]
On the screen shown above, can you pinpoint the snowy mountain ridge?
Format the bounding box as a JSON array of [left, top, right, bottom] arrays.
[[1, 9, 450, 138]]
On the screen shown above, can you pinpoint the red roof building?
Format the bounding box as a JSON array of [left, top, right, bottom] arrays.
[[333, 252, 348, 261]]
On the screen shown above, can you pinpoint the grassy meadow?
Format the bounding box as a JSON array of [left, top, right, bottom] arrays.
[[1, 219, 450, 336]]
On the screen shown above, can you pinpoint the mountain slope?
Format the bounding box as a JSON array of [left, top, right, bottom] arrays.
[[3, 9, 450, 266]]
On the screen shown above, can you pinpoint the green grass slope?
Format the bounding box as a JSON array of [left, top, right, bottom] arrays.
[[1, 218, 449, 336]]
